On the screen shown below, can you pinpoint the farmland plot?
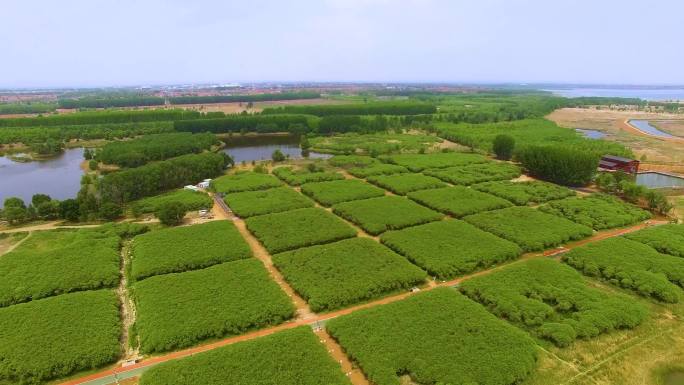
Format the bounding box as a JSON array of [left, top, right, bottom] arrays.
[[326, 287, 537, 385], [625, 224, 684, 257], [224, 187, 313, 217], [300, 179, 385, 206], [366, 173, 446, 195], [347, 163, 409, 178], [562, 237, 684, 303], [460, 259, 648, 347], [245, 208, 356, 253], [380, 220, 522, 280], [211, 172, 282, 193], [132, 259, 295, 353], [273, 238, 427, 312], [130, 220, 252, 281], [272, 166, 344, 186], [540, 194, 651, 230], [328, 155, 379, 168], [472, 180, 575, 205], [408, 186, 512, 218], [423, 162, 521, 185], [464, 206, 593, 251], [332, 196, 443, 235], [379, 152, 488, 172], [131, 188, 212, 216]]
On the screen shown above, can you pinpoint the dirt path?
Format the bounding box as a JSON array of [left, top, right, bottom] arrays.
[[0, 231, 31, 256], [315, 329, 370, 385], [117, 241, 139, 361]]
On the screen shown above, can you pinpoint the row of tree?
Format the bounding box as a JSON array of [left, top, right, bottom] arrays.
[[174, 114, 312, 133], [57, 96, 165, 109], [168, 91, 320, 105], [2, 195, 81, 225], [0, 109, 213, 127], [261, 102, 437, 116], [0, 102, 56, 115]]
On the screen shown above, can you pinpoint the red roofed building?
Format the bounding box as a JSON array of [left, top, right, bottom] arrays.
[[599, 155, 639, 174]]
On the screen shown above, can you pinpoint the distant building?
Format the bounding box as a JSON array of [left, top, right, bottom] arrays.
[[599, 155, 640, 174], [197, 179, 212, 189], [184, 185, 199, 191]]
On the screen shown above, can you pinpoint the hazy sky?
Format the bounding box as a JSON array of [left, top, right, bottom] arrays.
[[2, 0, 683, 88]]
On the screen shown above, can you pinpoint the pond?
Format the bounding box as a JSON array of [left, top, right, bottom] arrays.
[[220, 134, 330, 163], [575, 128, 606, 139], [0, 148, 85, 206], [636, 172, 684, 189], [628, 120, 676, 139]]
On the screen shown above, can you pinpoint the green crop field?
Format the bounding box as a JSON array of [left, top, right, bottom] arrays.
[[460, 259, 648, 347], [625, 224, 684, 258], [562, 237, 684, 303], [332, 196, 443, 235], [138, 327, 351, 385], [272, 166, 344, 186], [326, 287, 537, 385], [423, 162, 521, 185], [472, 180, 576, 205], [130, 188, 212, 216], [540, 194, 651, 230], [310, 132, 440, 154], [379, 152, 488, 172], [366, 173, 446, 195], [245, 208, 356, 253], [224, 187, 314, 217], [132, 259, 295, 353], [130, 221, 252, 281], [273, 238, 427, 312], [464, 206, 593, 251], [408, 186, 512, 218], [347, 163, 409, 178], [380, 220, 522, 280], [0, 290, 120, 384], [328, 155, 379, 168], [300, 179, 385, 206], [211, 172, 283, 193]]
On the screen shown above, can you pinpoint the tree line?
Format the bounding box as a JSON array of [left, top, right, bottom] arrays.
[[0, 102, 56, 115], [169, 91, 320, 105], [0, 109, 214, 127], [261, 102, 437, 116], [57, 96, 165, 109], [174, 114, 312, 133]]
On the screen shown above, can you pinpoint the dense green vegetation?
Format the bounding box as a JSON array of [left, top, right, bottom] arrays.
[[625, 224, 684, 258], [0, 121, 175, 145], [211, 171, 283, 193], [379, 152, 488, 172], [272, 166, 343, 185], [169, 91, 320, 105], [138, 327, 351, 385], [58, 96, 165, 108], [174, 114, 312, 133], [464, 206, 593, 251], [366, 173, 446, 195], [0, 290, 121, 385], [309, 133, 441, 155], [326, 287, 538, 385], [273, 238, 427, 312], [423, 162, 521, 185], [381, 220, 522, 280], [347, 163, 408, 177], [224, 187, 314, 217], [300, 179, 385, 206], [407, 186, 512, 218], [245, 208, 356, 253], [0, 109, 203, 127], [131, 221, 252, 281], [130, 189, 212, 216], [327, 154, 379, 168], [472, 180, 576, 205], [96, 132, 217, 167], [132, 259, 295, 353], [262, 101, 437, 116], [460, 259, 649, 346], [0, 102, 55, 115], [562, 237, 684, 303], [540, 194, 651, 230], [517, 145, 599, 186], [332, 196, 443, 235]]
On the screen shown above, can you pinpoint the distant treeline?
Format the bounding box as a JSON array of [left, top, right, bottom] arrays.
[[174, 114, 313, 134], [564, 97, 647, 106], [96, 132, 218, 168], [168, 91, 320, 105], [58, 96, 165, 109], [261, 102, 437, 116], [0, 102, 56, 115], [0, 122, 174, 145], [0, 109, 213, 127]]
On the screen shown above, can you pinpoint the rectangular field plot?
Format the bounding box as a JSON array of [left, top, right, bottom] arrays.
[[328, 155, 379, 168], [540, 194, 651, 230], [132, 259, 295, 353], [300, 179, 385, 206], [347, 163, 409, 178], [625, 224, 684, 257], [245, 208, 356, 253], [460, 259, 648, 346], [379, 152, 487, 172], [326, 287, 537, 385], [464, 206, 593, 251], [273, 238, 427, 312], [0, 290, 121, 384], [272, 166, 344, 186], [131, 188, 212, 215], [562, 237, 684, 303], [366, 173, 446, 195], [380, 220, 522, 280], [224, 186, 313, 217], [211, 171, 282, 193], [333, 196, 443, 235], [138, 327, 351, 385], [472, 180, 575, 205], [130, 220, 252, 281], [0, 226, 125, 307], [423, 162, 521, 185], [408, 186, 512, 218]]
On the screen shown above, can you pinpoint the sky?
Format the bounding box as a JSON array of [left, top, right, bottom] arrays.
[[1, 0, 683, 88]]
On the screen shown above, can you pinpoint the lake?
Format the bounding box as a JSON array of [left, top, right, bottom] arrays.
[[629, 120, 676, 138], [575, 128, 606, 139], [636, 172, 684, 189], [221, 134, 330, 163], [545, 87, 684, 101]]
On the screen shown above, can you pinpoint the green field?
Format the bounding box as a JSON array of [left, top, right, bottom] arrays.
[[211, 172, 283, 193], [379, 152, 488, 172], [625, 224, 684, 257], [130, 188, 213, 216], [366, 173, 446, 195], [408, 186, 512, 217], [423, 162, 521, 185], [347, 163, 409, 178], [540, 194, 651, 230], [272, 166, 344, 186], [309, 132, 441, 154], [224, 187, 314, 217], [472, 180, 576, 205], [300, 179, 386, 206]]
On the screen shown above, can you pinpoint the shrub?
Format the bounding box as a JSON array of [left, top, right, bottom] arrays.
[[132, 259, 295, 353], [516, 145, 599, 186], [366, 173, 446, 195], [381, 220, 522, 280], [423, 162, 521, 185], [540, 194, 651, 230], [300, 179, 385, 206], [625, 224, 684, 258], [271, 149, 286, 162], [155, 202, 188, 226], [131, 189, 212, 216], [408, 186, 512, 218], [326, 287, 538, 385], [130, 221, 252, 281], [272, 166, 344, 186], [379, 152, 488, 172], [224, 187, 313, 217], [99, 202, 123, 221], [273, 238, 427, 312], [492, 134, 515, 160], [562, 237, 684, 303], [472, 180, 576, 205], [245, 208, 356, 253], [463, 206, 593, 251], [460, 259, 648, 346], [211, 171, 282, 193], [333, 196, 443, 235]]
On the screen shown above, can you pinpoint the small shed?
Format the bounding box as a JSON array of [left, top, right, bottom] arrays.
[[599, 155, 639, 174], [184, 185, 199, 191]]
